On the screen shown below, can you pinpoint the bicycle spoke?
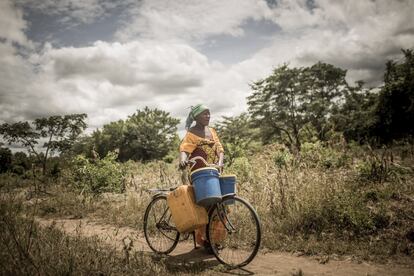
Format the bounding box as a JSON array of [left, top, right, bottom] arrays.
[[144, 195, 179, 254], [207, 196, 261, 268]]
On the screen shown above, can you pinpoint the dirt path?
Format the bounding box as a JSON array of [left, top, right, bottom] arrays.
[[36, 217, 414, 276]]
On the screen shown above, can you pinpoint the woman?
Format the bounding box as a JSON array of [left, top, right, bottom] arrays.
[[179, 104, 224, 171], [179, 104, 224, 250]]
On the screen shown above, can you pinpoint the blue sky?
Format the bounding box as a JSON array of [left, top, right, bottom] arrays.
[[1, 0, 414, 138]]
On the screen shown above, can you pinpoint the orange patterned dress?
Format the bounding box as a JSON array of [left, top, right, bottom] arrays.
[[179, 127, 224, 172]]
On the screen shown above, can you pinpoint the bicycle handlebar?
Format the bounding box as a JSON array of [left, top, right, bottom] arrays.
[[186, 156, 221, 170]]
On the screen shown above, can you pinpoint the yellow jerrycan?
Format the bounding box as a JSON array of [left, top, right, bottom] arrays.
[[167, 185, 208, 233]]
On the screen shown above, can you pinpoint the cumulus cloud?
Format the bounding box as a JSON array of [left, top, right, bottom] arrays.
[[264, 0, 414, 85], [1, 38, 227, 131], [41, 41, 209, 90], [0, 0, 31, 46], [1, 0, 414, 138], [115, 0, 272, 42]]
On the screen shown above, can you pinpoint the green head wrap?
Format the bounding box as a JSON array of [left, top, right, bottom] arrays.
[[185, 104, 209, 129]]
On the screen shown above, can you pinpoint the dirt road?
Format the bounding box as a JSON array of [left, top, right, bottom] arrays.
[[36, 217, 414, 276]]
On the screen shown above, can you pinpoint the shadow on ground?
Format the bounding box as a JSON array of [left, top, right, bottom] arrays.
[[148, 247, 255, 275]]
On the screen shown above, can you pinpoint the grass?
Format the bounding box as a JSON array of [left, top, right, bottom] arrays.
[[0, 192, 222, 275], [228, 143, 414, 261], [0, 194, 169, 275], [2, 142, 414, 269]]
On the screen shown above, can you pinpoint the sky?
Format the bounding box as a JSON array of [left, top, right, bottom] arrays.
[[1, 0, 414, 139]]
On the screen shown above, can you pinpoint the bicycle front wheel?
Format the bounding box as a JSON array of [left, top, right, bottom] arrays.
[[206, 196, 261, 268], [143, 195, 180, 254]]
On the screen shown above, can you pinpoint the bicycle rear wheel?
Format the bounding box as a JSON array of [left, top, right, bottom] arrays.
[[143, 195, 180, 254], [206, 196, 261, 268]]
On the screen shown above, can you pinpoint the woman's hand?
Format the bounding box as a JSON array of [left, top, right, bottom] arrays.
[[179, 160, 188, 169], [179, 152, 189, 170]]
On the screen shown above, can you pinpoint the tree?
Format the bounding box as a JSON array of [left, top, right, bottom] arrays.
[[331, 81, 378, 143], [0, 147, 12, 173], [0, 114, 87, 175], [302, 62, 348, 141], [91, 120, 125, 159], [373, 49, 414, 143], [248, 62, 352, 151], [248, 64, 308, 152], [215, 113, 258, 165], [119, 107, 180, 161]]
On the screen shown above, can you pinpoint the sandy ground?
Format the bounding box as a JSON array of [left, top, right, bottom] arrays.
[[35, 216, 414, 276]]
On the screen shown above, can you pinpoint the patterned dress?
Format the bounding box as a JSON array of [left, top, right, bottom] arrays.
[[179, 127, 224, 172]]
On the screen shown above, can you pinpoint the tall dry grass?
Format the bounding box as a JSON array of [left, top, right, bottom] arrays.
[[7, 142, 414, 263], [0, 193, 171, 275]]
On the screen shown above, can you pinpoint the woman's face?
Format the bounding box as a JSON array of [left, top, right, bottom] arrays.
[[195, 109, 210, 126]]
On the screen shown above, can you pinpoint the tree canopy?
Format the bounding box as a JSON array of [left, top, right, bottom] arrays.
[[0, 114, 87, 174], [120, 107, 180, 161], [247, 63, 350, 152], [373, 49, 414, 143]]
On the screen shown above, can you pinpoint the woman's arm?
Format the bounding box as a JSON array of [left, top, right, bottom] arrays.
[[218, 152, 224, 167]]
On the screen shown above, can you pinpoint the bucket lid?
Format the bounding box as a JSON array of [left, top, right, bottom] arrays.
[[190, 167, 219, 176], [219, 174, 237, 178]]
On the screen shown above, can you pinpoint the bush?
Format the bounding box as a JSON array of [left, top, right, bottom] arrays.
[[227, 157, 252, 183], [71, 152, 127, 195], [273, 148, 293, 168], [300, 142, 350, 168], [355, 148, 412, 183], [11, 165, 25, 176]]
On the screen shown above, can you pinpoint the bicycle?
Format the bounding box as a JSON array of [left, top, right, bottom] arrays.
[[143, 157, 261, 268]]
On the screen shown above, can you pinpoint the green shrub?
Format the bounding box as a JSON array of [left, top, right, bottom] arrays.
[[273, 148, 293, 168], [71, 152, 127, 195], [300, 142, 349, 168], [11, 165, 25, 175], [227, 157, 252, 182]]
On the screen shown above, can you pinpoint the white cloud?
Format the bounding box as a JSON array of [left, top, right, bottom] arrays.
[[115, 0, 272, 42], [2, 39, 229, 132], [0, 0, 31, 46], [2, 0, 414, 139], [256, 0, 414, 85]]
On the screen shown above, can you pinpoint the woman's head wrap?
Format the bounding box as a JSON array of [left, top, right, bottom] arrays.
[[185, 104, 209, 129]]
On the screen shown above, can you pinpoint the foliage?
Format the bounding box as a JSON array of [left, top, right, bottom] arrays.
[[248, 65, 305, 151], [92, 120, 125, 159], [0, 147, 12, 173], [301, 62, 348, 141], [248, 63, 349, 152], [0, 114, 87, 175], [356, 147, 412, 183], [373, 49, 414, 143], [12, 151, 31, 170], [215, 113, 259, 166], [332, 82, 378, 143], [332, 49, 414, 144], [273, 146, 293, 168], [72, 107, 179, 162], [120, 107, 180, 162], [71, 152, 127, 195], [300, 142, 350, 169]]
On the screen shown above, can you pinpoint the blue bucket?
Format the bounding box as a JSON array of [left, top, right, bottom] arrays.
[[191, 168, 222, 207], [219, 175, 236, 204]]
